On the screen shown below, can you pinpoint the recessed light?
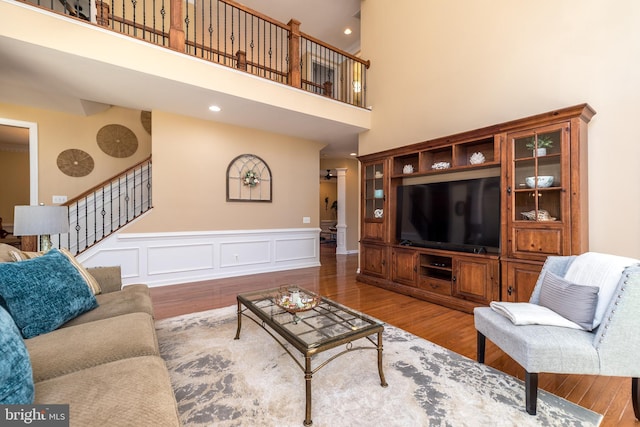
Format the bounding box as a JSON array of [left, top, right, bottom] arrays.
[[344, 28, 352, 35], [209, 105, 221, 112], [350, 152, 357, 156]]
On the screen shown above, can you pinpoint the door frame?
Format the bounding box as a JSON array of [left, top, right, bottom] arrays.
[[0, 118, 38, 205]]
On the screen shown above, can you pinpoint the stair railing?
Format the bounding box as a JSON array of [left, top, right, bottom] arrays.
[[52, 156, 152, 255]]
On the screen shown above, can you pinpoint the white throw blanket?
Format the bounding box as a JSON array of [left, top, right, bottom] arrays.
[[489, 301, 584, 330], [564, 252, 638, 328]]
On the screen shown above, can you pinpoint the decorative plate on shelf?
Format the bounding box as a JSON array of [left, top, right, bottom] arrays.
[[431, 161, 451, 170], [374, 208, 384, 218], [274, 287, 321, 313]]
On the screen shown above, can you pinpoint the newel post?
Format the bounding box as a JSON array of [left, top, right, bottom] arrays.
[[287, 19, 301, 88], [169, 0, 185, 52], [95, 0, 110, 26], [236, 50, 247, 71]]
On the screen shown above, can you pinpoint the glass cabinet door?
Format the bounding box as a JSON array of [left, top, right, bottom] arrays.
[[364, 162, 385, 220], [511, 127, 564, 223]]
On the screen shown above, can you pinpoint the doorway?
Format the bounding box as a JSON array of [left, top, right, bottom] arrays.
[[0, 119, 38, 235]]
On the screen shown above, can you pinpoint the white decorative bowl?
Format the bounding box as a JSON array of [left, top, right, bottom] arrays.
[[525, 176, 554, 188], [431, 161, 451, 170]]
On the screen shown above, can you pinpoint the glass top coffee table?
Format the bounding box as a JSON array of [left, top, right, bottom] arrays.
[[235, 286, 388, 426]]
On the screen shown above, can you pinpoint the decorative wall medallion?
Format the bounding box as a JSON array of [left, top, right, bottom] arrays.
[[140, 111, 152, 135], [226, 154, 272, 202], [96, 124, 138, 158], [57, 149, 95, 177]]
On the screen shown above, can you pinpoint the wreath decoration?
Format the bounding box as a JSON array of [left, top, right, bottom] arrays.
[[243, 170, 260, 186]]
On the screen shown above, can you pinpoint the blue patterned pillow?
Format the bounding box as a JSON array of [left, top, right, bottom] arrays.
[[0, 305, 34, 403], [0, 248, 98, 338]]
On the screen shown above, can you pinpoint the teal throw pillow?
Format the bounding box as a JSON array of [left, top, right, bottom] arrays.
[[0, 305, 34, 403], [0, 248, 98, 338]]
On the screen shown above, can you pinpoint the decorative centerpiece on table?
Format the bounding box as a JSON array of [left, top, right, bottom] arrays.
[[274, 286, 321, 323], [243, 170, 260, 186]]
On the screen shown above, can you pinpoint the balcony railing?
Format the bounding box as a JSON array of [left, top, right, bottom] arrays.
[[22, 0, 370, 108]]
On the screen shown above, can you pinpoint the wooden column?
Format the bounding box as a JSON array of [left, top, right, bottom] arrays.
[[169, 0, 185, 52], [323, 81, 333, 97], [287, 19, 301, 88], [95, 0, 110, 26], [236, 50, 247, 71], [20, 235, 37, 252]]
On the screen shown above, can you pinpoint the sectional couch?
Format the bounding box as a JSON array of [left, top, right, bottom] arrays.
[[0, 243, 181, 426]]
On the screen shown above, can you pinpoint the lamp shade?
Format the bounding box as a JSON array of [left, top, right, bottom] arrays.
[[13, 205, 70, 236]]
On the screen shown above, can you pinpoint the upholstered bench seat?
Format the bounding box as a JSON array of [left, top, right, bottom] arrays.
[[474, 307, 599, 374]]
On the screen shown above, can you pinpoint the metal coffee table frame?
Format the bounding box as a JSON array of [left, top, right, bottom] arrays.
[[235, 287, 388, 426]]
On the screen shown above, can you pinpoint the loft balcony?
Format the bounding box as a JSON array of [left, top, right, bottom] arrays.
[[17, 0, 369, 109]]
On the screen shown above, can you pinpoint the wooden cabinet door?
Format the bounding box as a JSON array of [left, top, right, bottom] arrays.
[[452, 257, 498, 304], [361, 159, 387, 242], [391, 247, 417, 286], [505, 124, 571, 260], [501, 260, 543, 302], [360, 243, 388, 279]]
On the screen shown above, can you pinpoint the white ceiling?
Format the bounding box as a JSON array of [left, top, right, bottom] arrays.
[[0, 0, 362, 158]]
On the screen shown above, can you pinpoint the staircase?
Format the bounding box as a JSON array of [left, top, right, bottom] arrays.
[[54, 157, 152, 255]]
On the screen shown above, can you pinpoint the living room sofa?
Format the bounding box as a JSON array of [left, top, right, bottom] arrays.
[[0, 243, 181, 426]]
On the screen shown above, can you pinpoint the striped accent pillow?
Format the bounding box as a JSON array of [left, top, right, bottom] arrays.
[[539, 271, 599, 331]]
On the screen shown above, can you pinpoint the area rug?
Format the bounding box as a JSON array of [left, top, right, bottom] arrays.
[[155, 305, 602, 427]]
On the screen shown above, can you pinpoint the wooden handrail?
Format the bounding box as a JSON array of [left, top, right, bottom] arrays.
[[110, 16, 168, 40], [300, 31, 370, 68], [22, 0, 371, 107], [63, 155, 152, 206], [218, 0, 368, 67]]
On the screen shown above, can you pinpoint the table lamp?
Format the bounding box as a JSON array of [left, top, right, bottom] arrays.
[[13, 205, 69, 252]]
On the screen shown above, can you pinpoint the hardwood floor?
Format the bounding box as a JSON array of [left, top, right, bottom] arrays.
[[150, 245, 638, 426]]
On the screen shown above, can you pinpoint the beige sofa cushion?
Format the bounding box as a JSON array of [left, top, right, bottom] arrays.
[[26, 312, 159, 382], [86, 266, 123, 294], [34, 356, 182, 427], [61, 284, 154, 327]]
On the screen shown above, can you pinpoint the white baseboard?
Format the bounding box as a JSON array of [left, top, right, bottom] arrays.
[[76, 228, 321, 287]]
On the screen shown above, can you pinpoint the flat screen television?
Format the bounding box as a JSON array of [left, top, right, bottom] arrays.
[[396, 176, 501, 253]]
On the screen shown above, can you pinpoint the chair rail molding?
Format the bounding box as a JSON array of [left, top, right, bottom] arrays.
[[76, 227, 321, 287]]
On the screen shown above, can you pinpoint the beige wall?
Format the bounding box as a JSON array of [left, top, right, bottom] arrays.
[[0, 103, 152, 205], [361, 0, 640, 258], [0, 150, 29, 225], [319, 158, 360, 252], [125, 110, 324, 232]]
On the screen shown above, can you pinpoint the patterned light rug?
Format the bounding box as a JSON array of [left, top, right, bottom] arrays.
[[155, 305, 602, 427]]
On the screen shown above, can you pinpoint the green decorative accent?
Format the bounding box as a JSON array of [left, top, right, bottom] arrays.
[[0, 249, 98, 338], [525, 135, 553, 150]]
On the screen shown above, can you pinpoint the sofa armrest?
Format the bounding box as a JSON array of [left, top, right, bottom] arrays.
[[86, 266, 123, 294]]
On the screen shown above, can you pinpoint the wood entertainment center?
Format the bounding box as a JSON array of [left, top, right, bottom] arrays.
[[357, 104, 595, 313]]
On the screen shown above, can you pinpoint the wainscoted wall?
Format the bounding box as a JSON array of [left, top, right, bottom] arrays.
[[76, 228, 321, 287]]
